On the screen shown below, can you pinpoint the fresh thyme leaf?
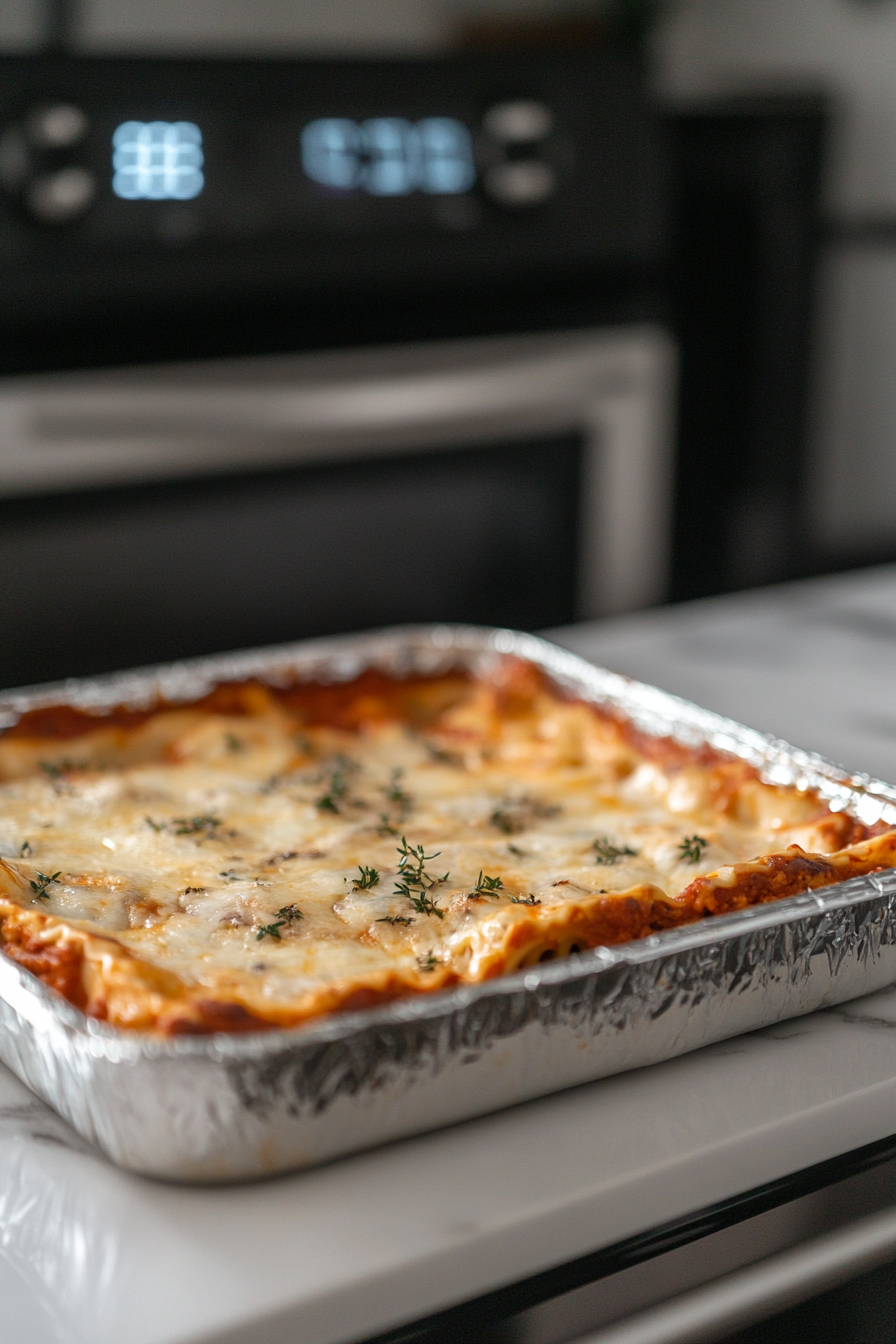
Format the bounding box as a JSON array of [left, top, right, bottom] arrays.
[[29, 871, 61, 902], [376, 914, 414, 926], [593, 837, 639, 865], [417, 952, 442, 972], [256, 922, 284, 941], [678, 834, 709, 864], [182, 886, 205, 895], [509, 893, 541, 906], [316, 769, 347, 814], [382, 768, 412, 820], [40, 758, 87, 779], [471, 871, 504, 896], [277, 904, 304, 923], [424, 740, 463, 766], [224, 733, 244, 753], [173, 814, 222, 837], [392, 837, 449, 915], [353, 865, 380, 890], [19, 840, 32, 857], [377, 814, 399, 836], [396, 836, 441, 876], [145, 816, 165, 833], [400, 886, 445, 919], [219, 869, 240, 881], [254, 903, 302, 940], [491, 797, 560, 835]]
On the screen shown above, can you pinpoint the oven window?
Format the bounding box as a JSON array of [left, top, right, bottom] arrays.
[[0, 435, 581, 687]]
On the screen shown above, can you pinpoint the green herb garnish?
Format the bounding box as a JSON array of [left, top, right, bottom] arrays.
[[471, 871, 504, 896], [256, 905, 303, 941], [593, 837, 638, 865], [424, 741, 463, 766], [396, 837, 445, 880], [316, 769, 347, 814], [417, 953, 442, 972], [509, 893, 541, 906], [277, 904, 304, 923], [353, 865, 380, 890], [29, 871, 61, 902], [398, 885, 445, 918], [393, 837, 449, 918], [173, 814, 222, 837], [384, 768, 412, 817], [376, 914, 414, 926], [256, 922, 283, 941], [491, 797, 560, 835], [678, 834, 709, 864]]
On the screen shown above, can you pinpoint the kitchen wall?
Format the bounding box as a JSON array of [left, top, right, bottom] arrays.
[[654, 0, 896, 570]]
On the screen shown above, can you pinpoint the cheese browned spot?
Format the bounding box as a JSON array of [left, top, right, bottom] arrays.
[[0, 658, 889, 1035]]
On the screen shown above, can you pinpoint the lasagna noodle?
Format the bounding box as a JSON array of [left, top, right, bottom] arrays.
[[0, 658, 890, 1035]]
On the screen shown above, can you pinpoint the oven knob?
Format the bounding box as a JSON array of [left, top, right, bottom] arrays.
[[0, 103, 93, 223], [26, 103, 89, 150], [482, 100, 553, 144], [483, 159, 556, 208], [26, 166, 96, 222]]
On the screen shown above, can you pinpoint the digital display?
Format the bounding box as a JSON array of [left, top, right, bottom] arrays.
[[301, 118, 475, 196], [112, 121, 204, 201]]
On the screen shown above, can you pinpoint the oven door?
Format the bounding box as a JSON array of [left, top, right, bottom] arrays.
[[0, 325, 674, 687]]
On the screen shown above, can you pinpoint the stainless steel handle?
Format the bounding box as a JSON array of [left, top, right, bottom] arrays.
[[0, 325, 676, 618]]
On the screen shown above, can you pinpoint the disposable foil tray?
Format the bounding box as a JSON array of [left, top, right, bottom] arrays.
[[1, 625, 896, 1182]]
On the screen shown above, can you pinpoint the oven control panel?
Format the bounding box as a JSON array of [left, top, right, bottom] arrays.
[[1, 94, 566, 224], [0, 53, 665, 366]]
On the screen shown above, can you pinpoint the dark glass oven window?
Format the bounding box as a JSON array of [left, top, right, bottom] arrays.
[[0, 434, 581, 688]]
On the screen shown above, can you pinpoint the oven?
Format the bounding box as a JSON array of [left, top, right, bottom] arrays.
[[0, 50, 672, 688]]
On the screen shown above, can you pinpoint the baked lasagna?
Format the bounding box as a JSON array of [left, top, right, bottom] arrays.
[[0, 655, 892, 1036]]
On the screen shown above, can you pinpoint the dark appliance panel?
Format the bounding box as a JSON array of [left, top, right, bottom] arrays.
[[0, 52, 667, 374], [0, 53, 670, 686], [0, 434, 582, 688]]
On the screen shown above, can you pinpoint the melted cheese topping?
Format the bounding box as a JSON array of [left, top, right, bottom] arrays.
[[0, 659, 888, 1034]]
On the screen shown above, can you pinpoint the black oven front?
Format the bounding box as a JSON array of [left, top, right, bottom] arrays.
[[0, 51, 670, 688]]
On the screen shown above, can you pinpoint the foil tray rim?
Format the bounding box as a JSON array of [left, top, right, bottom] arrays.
[[1, 623, 895, 1066]]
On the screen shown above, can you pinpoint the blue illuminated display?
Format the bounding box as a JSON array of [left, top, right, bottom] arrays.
[[301, 117, 475, 196], [112, 121, 204, 201]]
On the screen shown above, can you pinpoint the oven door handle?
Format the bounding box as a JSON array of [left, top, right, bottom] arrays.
[[0, 326, 675, 616]]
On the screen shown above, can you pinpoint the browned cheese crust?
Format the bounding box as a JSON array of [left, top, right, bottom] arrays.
[[0, 658, 889, 1035]]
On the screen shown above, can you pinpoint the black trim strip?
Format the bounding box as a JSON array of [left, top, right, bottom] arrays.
[[363, 1132, 896, 1344]]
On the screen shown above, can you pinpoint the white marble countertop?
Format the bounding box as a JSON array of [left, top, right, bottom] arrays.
[[8, 565, 896, 1344]]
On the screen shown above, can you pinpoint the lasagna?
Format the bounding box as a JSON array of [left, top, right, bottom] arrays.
[[0, 655, 892, 1036]]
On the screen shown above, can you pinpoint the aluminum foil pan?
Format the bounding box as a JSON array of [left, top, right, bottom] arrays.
[[1, 624, 896, 1183]]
